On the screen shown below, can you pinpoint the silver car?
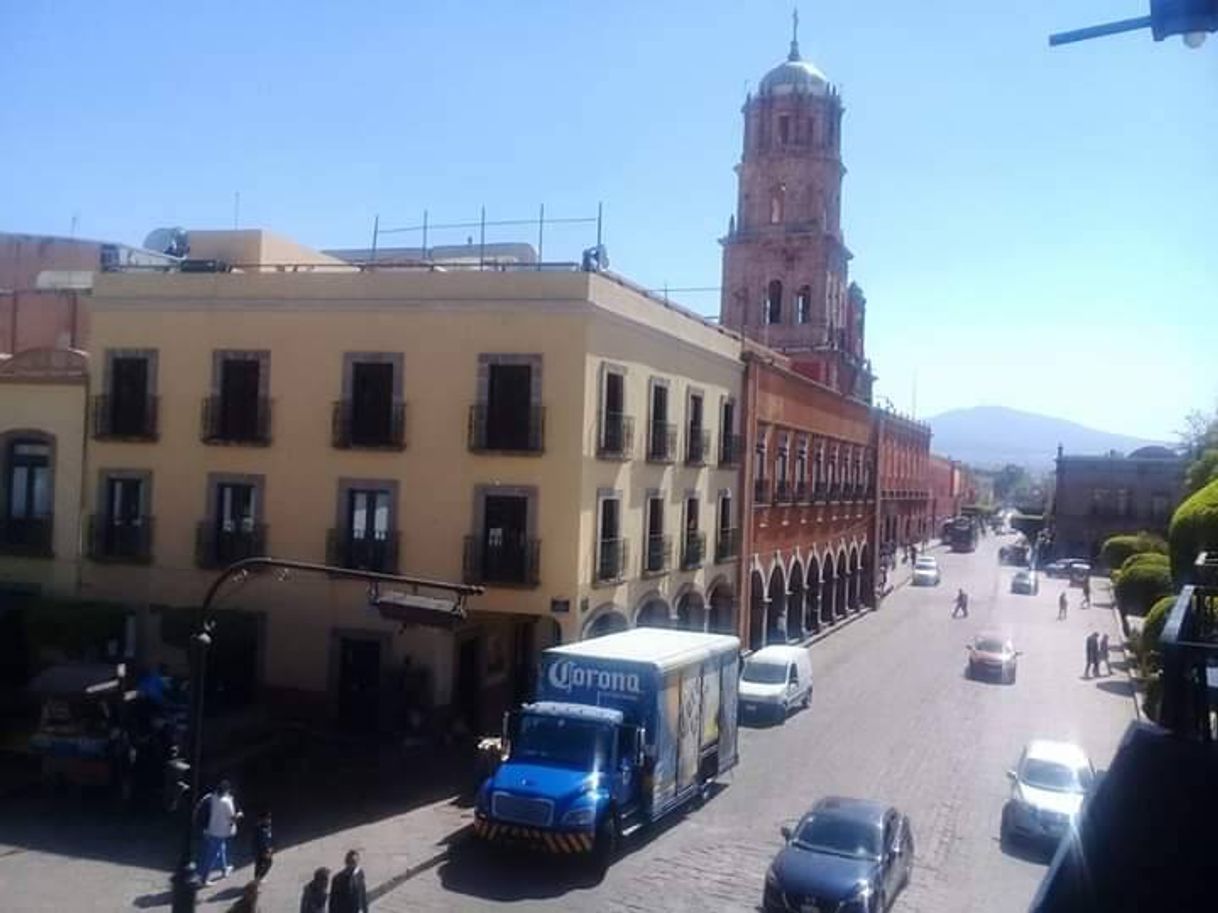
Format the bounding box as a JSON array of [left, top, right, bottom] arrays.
[[912, 556, 941, 586], [1001, 740, 1096, 848]]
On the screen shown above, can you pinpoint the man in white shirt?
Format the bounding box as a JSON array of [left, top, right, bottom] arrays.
[[197, 779, 242, 883]]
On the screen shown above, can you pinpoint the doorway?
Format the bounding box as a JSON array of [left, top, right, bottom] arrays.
[[454, 637, 482, 733], [337, 636, 382, 733]]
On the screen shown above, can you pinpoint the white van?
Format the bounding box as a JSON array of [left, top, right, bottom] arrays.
[[738, 645, 813, 723]]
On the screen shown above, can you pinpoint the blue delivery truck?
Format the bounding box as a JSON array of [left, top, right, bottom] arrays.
[[474, 628, 740, 864]]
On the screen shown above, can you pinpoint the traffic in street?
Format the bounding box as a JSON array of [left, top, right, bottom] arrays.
[[393, 535, 1133, 913]]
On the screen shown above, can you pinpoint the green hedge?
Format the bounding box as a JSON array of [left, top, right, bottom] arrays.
[[1168, 477, 1218, 582], [1140, 595, 1178, 665], [1099, 532, 1168, 571], [1113, 556, 1174, 616]]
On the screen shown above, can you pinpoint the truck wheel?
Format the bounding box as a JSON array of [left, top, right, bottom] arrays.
[[593, 810, 619, 870]]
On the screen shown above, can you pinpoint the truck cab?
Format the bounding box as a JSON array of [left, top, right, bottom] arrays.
[[475, 701, 644, 855]]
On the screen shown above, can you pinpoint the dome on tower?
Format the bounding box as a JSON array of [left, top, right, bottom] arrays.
[[759, 16, 829, 97]]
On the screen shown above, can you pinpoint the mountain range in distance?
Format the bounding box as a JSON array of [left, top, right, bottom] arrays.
[[925, 405, 1167, 470]]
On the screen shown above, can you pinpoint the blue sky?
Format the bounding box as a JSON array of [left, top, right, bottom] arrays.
[[2, 1, 1214, 441]]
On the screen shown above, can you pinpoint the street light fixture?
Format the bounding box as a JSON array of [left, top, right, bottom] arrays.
[[169, 556, 481, 913], [1049, 0, 1218, 47]]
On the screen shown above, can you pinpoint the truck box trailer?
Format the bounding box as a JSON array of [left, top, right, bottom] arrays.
[[474, 628, 740, 863]]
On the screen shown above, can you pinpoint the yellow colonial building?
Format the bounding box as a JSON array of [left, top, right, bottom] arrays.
[[74, 231, 743, 732]]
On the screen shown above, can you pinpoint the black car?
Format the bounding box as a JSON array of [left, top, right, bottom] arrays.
[[764, 797, 914, 913]]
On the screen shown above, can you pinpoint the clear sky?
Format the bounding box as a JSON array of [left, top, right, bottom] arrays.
[[3, 1, 1214, 440]]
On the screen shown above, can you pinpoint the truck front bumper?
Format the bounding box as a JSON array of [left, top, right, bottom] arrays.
[[473, 817, 595, 853]]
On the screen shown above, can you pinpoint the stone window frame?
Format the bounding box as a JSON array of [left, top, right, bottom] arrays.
[[597, 360, 629, 451], [471, 483, 539, 542], [0, 428, 56, 531], [593, 486, 624, 585], [685, 385, 706, 451], [95, 468, 154, 519], [334, 477, 400, 536], [475, 353, 544, 406], [647, 375, 671, 428], [644, 486, 665, 542], [210, 349, 271, 396], [102, 348, 159, 399], [341, 352, 404, 402], [204, 472, 267, 525]]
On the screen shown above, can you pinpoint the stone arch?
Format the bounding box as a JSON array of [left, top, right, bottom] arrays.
[[749, 569, 766, 652], [583, 605, 628, 640], [707, 577, 736, 636], [806, 553, 822, 633], [787, 560, 806, 642], [675, 587, 707, 632], [634, 592, 672, 628], [847, 543, 861, 611], [833, 549, 849, 619], [765, 564, 787, 645], [817, 550, 835, 627], [859, 541, 874, 610]]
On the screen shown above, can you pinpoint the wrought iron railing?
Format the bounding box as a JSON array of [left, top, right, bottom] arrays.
[[326, 529, 400, 573], [92, 394, 159, 440], [88, 514, 153, 562], [596, 412, 634, 460], [719, 433, 743, 468], [467, 404, 545, 453], [754, 478, 771, 506], [463, 535, 541, 587], [331, 401, 406, 449], [195, 522, 267, 568], [643, 534, 671, 575], [685, 429, 711, 466], [1158, 553, 1218, 741], [646, 421, 677, 463], [201, 396, 273, 445], [682, 531, 706, 570], [0, 516, 53, 557], [595, 537, 629, 583], [715, 527, 740, 563]]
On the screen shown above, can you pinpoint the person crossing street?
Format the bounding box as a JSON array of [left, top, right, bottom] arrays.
[[952, 588, 969, 618]]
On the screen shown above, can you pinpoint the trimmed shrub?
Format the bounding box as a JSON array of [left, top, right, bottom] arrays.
[[1099, 532, 1168, 571], [1139, 595, 1178, 669], [1113, 556, 1174, 616], [1168, 477, 1218, 582]]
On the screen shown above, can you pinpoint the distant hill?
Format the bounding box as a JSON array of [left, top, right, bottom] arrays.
[[926, 406, 1164, 470]]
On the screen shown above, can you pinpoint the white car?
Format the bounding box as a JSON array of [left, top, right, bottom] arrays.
[[1001, 740, 1096, 848], [738, 645, 813, 723], [912, 556, 941, 586]]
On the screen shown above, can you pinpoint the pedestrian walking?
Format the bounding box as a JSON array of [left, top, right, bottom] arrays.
[[952, 588, 969, 618], [300, 868, 330, 913], [1082, 576, 1092, 609], [1084, 632, 1100, 679], [252, 810, 274, 881], [1099, 633, 1111, 676], [1058, 592, 1068, 621], [328, 850, 369, 913], [198, 779, 242, 883], [225, 881, 260, 913]]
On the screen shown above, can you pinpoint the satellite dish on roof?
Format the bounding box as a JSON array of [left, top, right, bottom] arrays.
[[143, 227, 189, 258]]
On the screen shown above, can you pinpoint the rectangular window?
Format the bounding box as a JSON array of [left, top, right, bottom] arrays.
[[645, 496, 667, 574], [716, 493, 737, 563], [686, 392, 706, 464], [351, 362, 395, 445], [93, 474, 151, 561], [109, 356, 152, 437], [486, 363, 532, 450], [683, 497, 704, 569], [719, 400, 737, 466], [204, 352, 270, 445], [1, 439, 53, 555], [776, 437, 790, 501], [598, 369, 631, 458], [467, 492, 537, 586], [197, 477, 264, 568], [648, 382, 674, 461], [596, 496, 623, 582], [344, 487, 394, 571]]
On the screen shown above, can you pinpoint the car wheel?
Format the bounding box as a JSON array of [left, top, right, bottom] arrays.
[[801, 688, 812, 709], [592, 809, 619, 871], [1008, 667, 1017, 685], [1000, 804, 1013, 847]]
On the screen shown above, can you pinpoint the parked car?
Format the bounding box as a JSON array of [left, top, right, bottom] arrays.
[[764, 796, 914, 913], [998, 544, 1029, 566], [1000, 740, 1096, 849], [1011, 569, 1039, 595], [966, 631, 1020, 683], [1044, 558, 1089, 579], [911, 556, 941, 586], [739, 645, 813, 723], [1067, 562, 1092, 587]]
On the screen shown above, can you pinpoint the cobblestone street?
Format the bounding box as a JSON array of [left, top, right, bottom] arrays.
[[0, 537, 1134, 912]]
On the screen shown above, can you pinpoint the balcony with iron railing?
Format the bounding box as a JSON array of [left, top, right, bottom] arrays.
[[468, 404, 545, 454], [596, 412, 634, 460], [646, 421, 677, 463], [715, 527, 740, 563], [463, 535, 541, 587], [0, 516, 53, 557], [642, 534, 671, 576], [92, 394, 159, 441], [88, 515, 153, 563], [775, 480, 793, 504], [719, 433, 743, 468], [794, 481, 809, 503], [195, 522, 267, 568], [201, 396, 273, 446], [594, 537, 629, 584], [685, 428, 711, 466], [681, 530, 706, 570], [1030, 551, 1218, 913], [326, 529, 400, 573], [331, 401, 406, 450]]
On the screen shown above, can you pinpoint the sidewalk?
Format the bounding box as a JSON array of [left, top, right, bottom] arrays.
[[883, 538, 948, 596]]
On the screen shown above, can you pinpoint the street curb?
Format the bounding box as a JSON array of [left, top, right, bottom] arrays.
[[368, 823, 472, 902]]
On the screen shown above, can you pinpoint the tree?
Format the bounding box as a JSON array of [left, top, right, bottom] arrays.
[[1099, 532, 1168, 571], [1184, 449, 1218, 496], [1179, 406, 1218, 496], [992, 464, 1029, 504], [1168, 476, 1218, 583]]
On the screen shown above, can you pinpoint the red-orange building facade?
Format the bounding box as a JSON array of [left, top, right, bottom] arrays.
[[740, 346, 876, 650], [875, 411, 933, 563]]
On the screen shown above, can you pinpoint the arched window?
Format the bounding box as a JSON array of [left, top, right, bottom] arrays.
[[796, 286, 811, 324], [766, 280, 783, 325]]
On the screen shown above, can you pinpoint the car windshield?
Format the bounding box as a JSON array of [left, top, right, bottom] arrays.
[[511, 715, 612, 771], [976, 638, 1008, 653], [915, 558, 936, 569], [793, 814, 882, 861], [1021, 758, 1090, 793], [742, 660, 788, 685]]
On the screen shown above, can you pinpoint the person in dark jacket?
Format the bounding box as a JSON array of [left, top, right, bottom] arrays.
[[252, 810, 273, 881], [300, 868, 330, 913], [1084, 631, 1100, 679], [328, 850, 369, 913], [225, 881, 260, 913]]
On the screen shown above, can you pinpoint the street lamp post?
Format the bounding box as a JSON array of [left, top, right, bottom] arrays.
[[168, 556, 480, 913]]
